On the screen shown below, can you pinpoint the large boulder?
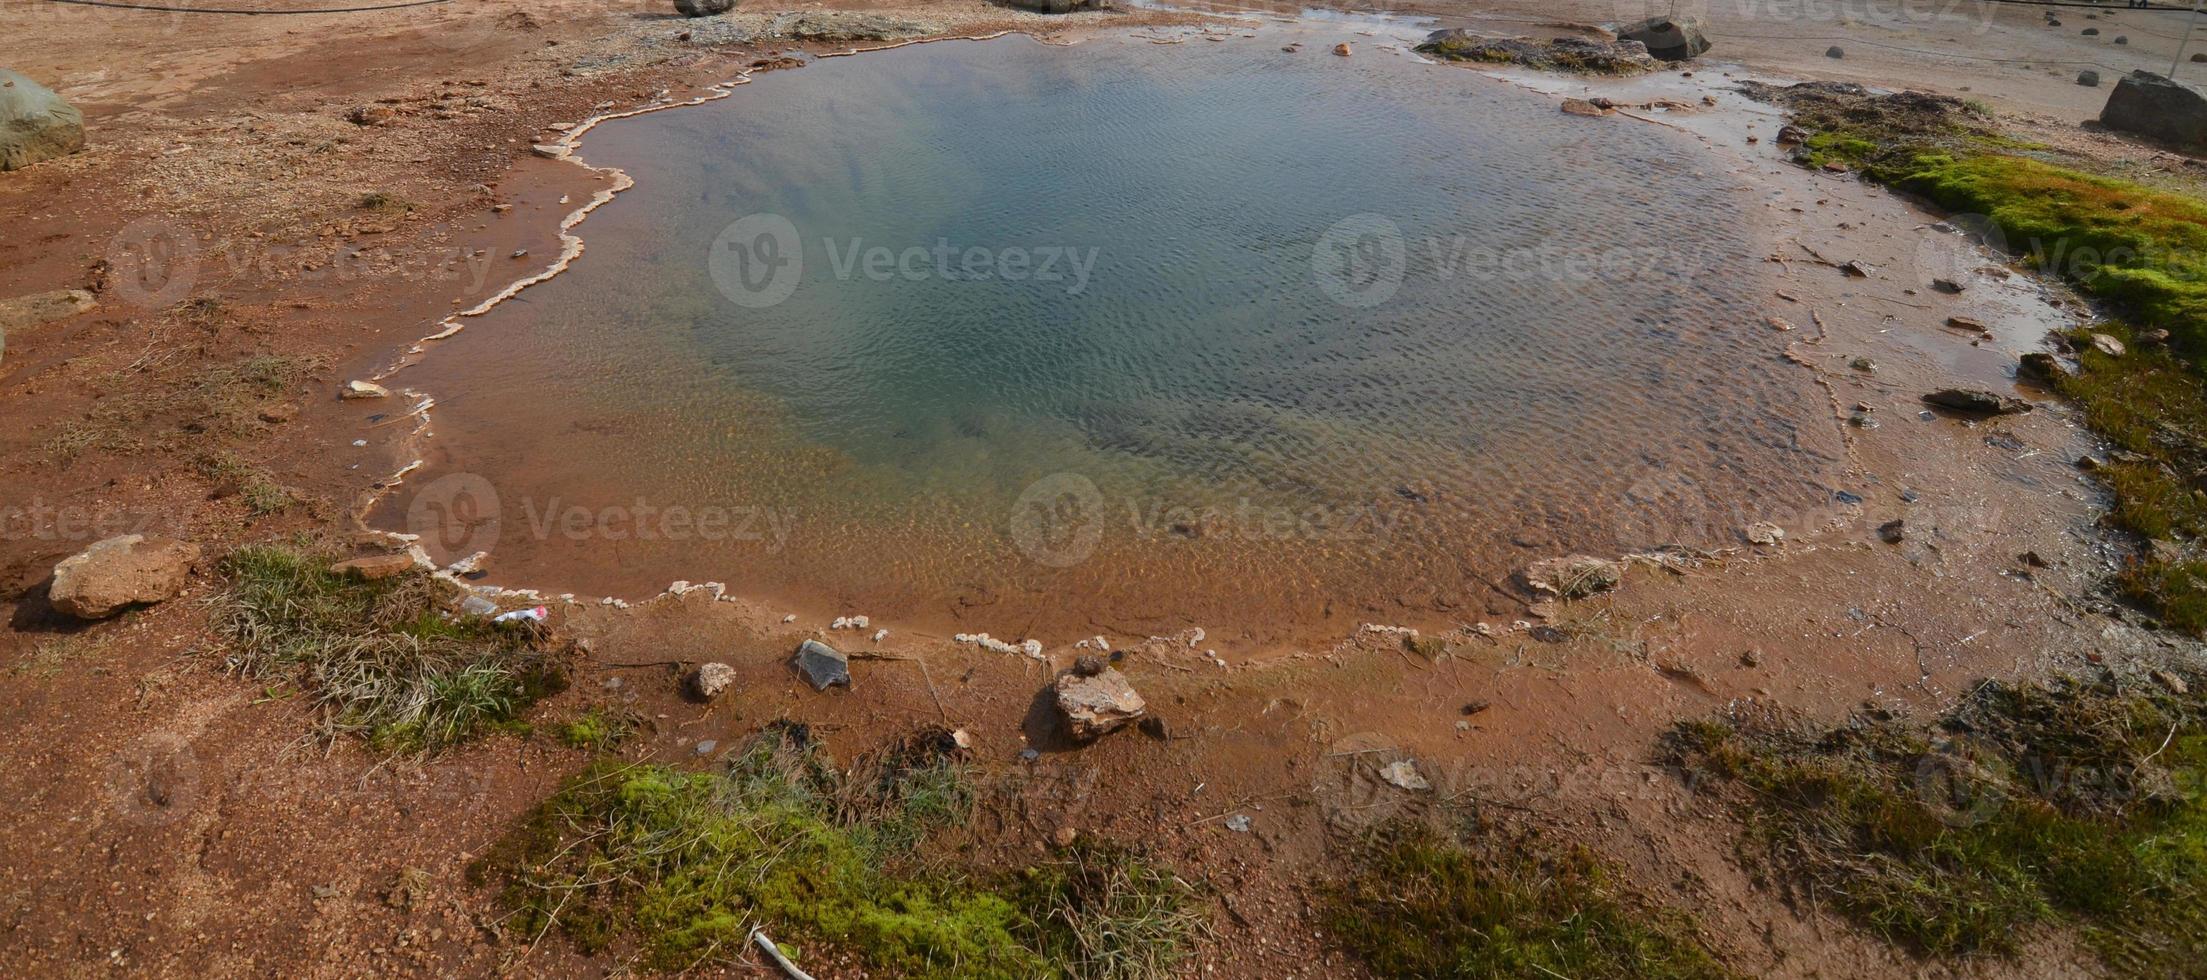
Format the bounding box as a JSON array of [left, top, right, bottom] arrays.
[[1615, 17, 1710, 62], [1054, 655, 1146, 740], [49, 535, 201, 619], [2101, 71, 2207, 150], [1, 69, 85, 172]]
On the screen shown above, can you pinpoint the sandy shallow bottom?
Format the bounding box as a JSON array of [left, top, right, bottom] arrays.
[[375, 23, 1869, 644]]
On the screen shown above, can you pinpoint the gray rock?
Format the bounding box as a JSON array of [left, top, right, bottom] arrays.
[[2116, 35, 2129, 45], [1054, 664, 1147, 740], [1616, 16, 1711, 62], [1922, 388, 2032, 415], [673, 0, 734, 16], [1826, 46, 1844, 59], [2079, 70, 2101, 88], [794, 639, 849, 691], [2102, 71, 2207, 150], [49, 535, 200, 619], [1418, 30, 1659, 75], [2083, 27, 2099, 36], [0, 69, 85, 172]]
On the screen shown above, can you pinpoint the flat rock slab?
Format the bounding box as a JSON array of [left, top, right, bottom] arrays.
[[50, 534, 201, 619]]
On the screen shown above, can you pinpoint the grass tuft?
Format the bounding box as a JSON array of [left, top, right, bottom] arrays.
[[479, 725, 1202, 977], [1322, 817, 1735, 979], [1666, 673, 2207, 969], [212, 541, 561, 752]]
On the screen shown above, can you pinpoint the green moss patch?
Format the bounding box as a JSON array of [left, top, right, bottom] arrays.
[[478, 725, 1203, 977], [1321, 818, 1735, 979], [1666, 673, 2207, 970], [213, 542, 562, 752]]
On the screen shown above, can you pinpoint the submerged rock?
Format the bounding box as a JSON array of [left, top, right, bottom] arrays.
[[794, 639, 850, 691], [1523, 555, 1623, 598], [1055, 655, 1146, 740], [1417, 31, 1659, 75], [1615, 16, 1710, 62], [2102, 71, 2207, 150], [1, 69, 85, 172], [1922, 388, 2032, 415], [50, 535, 200, 619]]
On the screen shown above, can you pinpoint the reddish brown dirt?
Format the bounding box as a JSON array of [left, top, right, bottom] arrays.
[[0, 1, 2199, 977]]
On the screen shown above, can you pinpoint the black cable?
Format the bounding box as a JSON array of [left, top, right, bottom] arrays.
[[38, 0, 449, 14]]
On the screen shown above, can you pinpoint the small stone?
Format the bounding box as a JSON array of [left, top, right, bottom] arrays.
[[1020, 748, 1040, 762], [1138, 716, 1168, 740], [693, 740, 717, 756], [674, 0, 734, 15], [691, 662, 736, 699], [2091, 332, 2127, 357], [1461, 700, 1491, 716], [1379, 759, 1431, 791], [2153, 669, 2189, 695], [1945, 315, 1988, 331], [1561, 98, 1607, 117], [1930, 278, 1964, 294], [2078, 70, 2101, 87], [1878, 519, 1907, 544], [1333, 42, 1351, 56], [1052, 827, 1079, 847], [1744, 522, 1785, 546], [1224, 814, 1252, 832], [1825, 46, 1844, 58], [1739, 649, 1763, 667], [340, 380, 390, 400]]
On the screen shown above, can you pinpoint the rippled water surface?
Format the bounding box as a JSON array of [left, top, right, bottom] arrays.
[[388, 30, 1842, 640]]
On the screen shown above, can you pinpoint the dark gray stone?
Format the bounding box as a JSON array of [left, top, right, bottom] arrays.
[[1616, 16, 1710, 62], [2079, 70, 2101, 88], [1826, 46, 1844, 59], [2102, 71, 2207, 150], [1922, 388, 2032, 415], [794, 639, 850, 690], [1, 69, 84, 172], [673, 0, 734, 16]]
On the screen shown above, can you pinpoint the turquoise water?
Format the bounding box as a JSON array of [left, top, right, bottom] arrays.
[[391, 31, 1841, 639]]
